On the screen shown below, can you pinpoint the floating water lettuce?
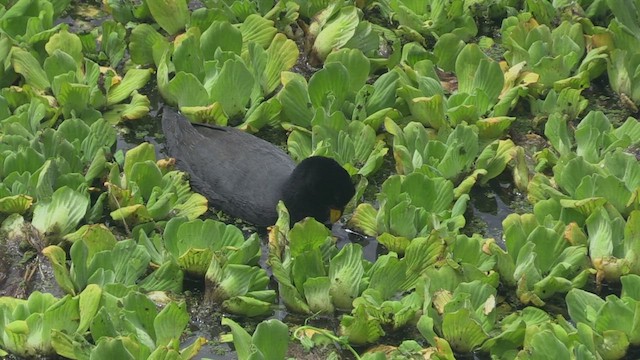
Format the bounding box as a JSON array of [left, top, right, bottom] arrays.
[[43, 229, 184, 294], [480, 306, 549, 358], [530, 111, 640, 220], [384, 0, 477, 42], [0, 102, 116, 228], [268, 203, 367, 314], [514, 314, 601, 359], [310, 5, 360, 63], [103, 0, 150, 25], [107, 143, 208, 225], [153, 217, 274, 316], [154, 15, 298, 124], [395, 50, 516, 132], [303, 4, 389, 66], [221, 318, 289, 360], [0, 286, 101, 357], [287, 119, 387, 177], [51, 285, 204, 360], [146, 0, 189, 35], [0, 0, 62, 44], [606, 0, 640, 109], [530, 87, 589, 123], [32, 186, 90, 240], [339, 235, 451, 345], [487, 209, 591, 306], [385, 120, 522, 192], [360, 339, 455, 360], [278, 52, 399, 130], [565, 274, 640, 359], [586, 209, 640, 282], [0, 281, 199, 359], [350, 173, 468, 253], [417, 277, 498, 353], [501, 13, 607, 89], [9, 28, 152, 123]]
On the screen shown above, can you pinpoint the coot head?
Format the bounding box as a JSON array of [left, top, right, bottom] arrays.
[[282, 156, 355, 224]]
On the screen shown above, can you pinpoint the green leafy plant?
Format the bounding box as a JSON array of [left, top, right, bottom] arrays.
[[43, 226, 184, 294], [0, 0, 65, 46], [385, 120, 523, 193], [278, 51, 400, 130], [152, 15, 298, 125], [529, 112, 640, 221], [287, 119, 388, 177], [565, 274, 640, 359], [9, 27, 152, 123], [501, 13, 607, 90], [0, 100, 116, 237], [106, 143, 208, 226], [221, 318, 289, 360], [417, 277, 498, 353], [338, 235, 448, 345], [586, 208, 640, 282], [487, 208, 591, 306], [349, 172, 468, 253], [605, 0, 640, 109], [51, 284, 204, 360], [395, 47, 517, 132], [269, 205, 366, 314], [384, 0, 478, 42], [0, 286, 101, 357], [158, 217, 275, 316], [530, 87, 589, 123]]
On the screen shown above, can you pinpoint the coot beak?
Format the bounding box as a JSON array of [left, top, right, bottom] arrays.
[[330, 208, 342, 223]]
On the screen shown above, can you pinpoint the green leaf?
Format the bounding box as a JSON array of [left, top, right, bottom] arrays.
[[455, 44, 504, 109], [107, 69, 153, 106], [11, 47, 50, 91], [124, 142, 156, 179], [288, 218, 332, 257], [277, 73, 313, 126], [442, 308, 488, 352], [103, 91, 151, 124], [128, 161, 163, 200], [325, 48, 370, 94], [129, 24, 169, 66], [308, 62, 350, 111], [222, 317, 254, 360], [32, 187, 89, 238], [566, 289, 605, 327], [201, 21, 243, 59], [303, 277, 334, 313], [313, 6, 359, 61], [0, 194, 33, 214], [42, 245, 76, 295], [77, 284, 102, 333], [252, 319, 289, 359], [166, 72, 210, 108], [329, 243, 364, 310], [261, 33, 299, 95], [434, 33, 465, 72], [154, 302, 189, 346], [339, 305, 385, 345], [240, 14, 277, 54], [45, 29, 82, 65], [146, 0, 189, 35], [208, 58, 255, 117], [43, 50, 78, 85]]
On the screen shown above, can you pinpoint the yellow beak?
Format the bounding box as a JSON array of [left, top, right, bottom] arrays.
[[330, 208, 342, 223]]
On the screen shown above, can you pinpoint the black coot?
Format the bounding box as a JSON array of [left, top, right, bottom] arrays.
[[161, 107, 355, 226]]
